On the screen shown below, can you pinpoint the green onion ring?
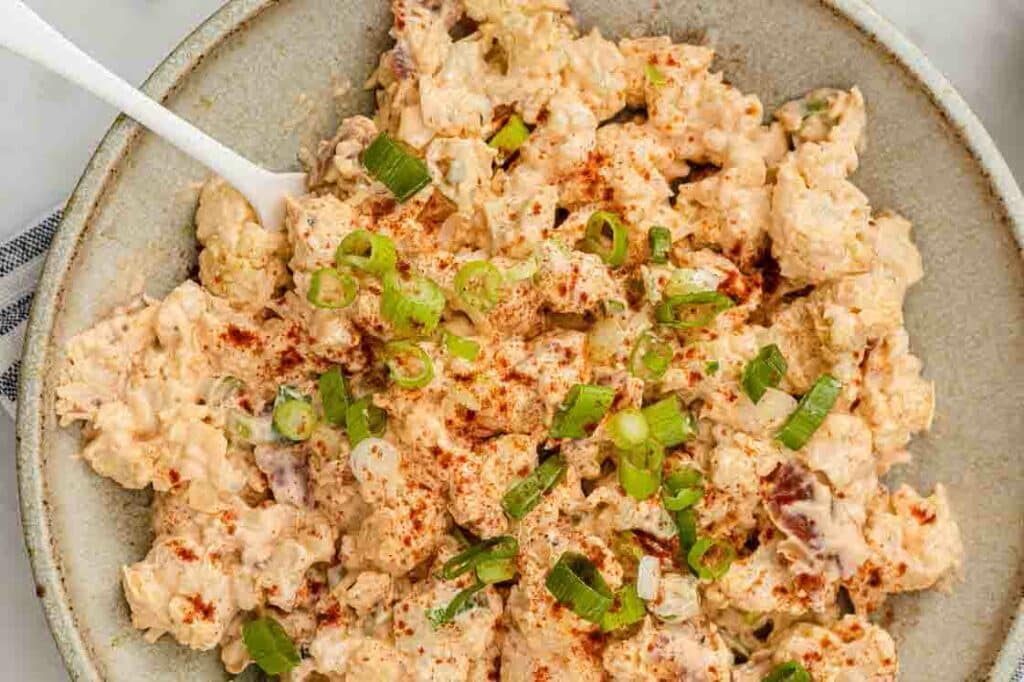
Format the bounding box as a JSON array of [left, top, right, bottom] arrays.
[[336, 229, 398, 276], [687, 537, 736, 580], [273, 399, 316, 441], [454, 260, 502, 313], [675, 508, 698, 555], [600, 583, 647, 632], [662, 466, 704, 511], [655, 291, 735, 329], [380, 271, 446, 336], [629, 330, 673, 381], [307, 267, 358, 308], [581, 211, 629, 268], [361, 132, 432, 202], [242, 617, 300, 675], [501, 454, 567, 520], [545, 552, 614, 624], [606, 408, 651, 450], [642, 395, 695, 447], [776, 374, 841, 450], [345, 396, 387, 447], [741, 344, 788, 404], [475, 557, 517, 584], [618, 441, 665, 501], [441, 536, 518, 580], [384, 341, 435, 389], [549, 384, 616, 439], [317, 367, 350, 426], [648, 226, 672, 264], [763, 661, 812, 682], [443, 330, 480, 361]]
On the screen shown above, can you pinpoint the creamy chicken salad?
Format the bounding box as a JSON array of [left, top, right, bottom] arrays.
[[55, 0, 961, 679]]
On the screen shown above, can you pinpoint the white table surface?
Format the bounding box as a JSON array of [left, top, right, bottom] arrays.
[[0, 0, 1021, 678]]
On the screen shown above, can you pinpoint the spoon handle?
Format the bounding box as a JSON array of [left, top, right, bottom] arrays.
[[0, 1, 275, 204]]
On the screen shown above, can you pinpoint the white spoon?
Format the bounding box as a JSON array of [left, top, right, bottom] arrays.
[[0, 0, 307, 230]]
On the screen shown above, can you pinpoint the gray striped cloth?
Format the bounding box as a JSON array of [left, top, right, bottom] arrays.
[[0, 204, 63, 418]]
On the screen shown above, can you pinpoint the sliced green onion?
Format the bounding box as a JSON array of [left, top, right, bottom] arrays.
[[381, 271, 446, 336], [227, 411, 279, 445], [629, 331, 672, 381], [663, 268, 723, 297], [644, 63, 668, 87], [501, 454, 567, 520], [385, 341, 434, 389], [454, 260, 502, 313], [345, 396, 387, 447], [655, 291, 735, 329], [662, 467, 704, 511], [618, 441, 665, 500], [550, 384, 615, 439], [475, 557, 517, 584], [242, 617, 300, 675], [336, 229, 397, 276], [705, 360, 720, 375], [606, 409, 650, 450], [489, 115, 530, 156], [611, 531, 645, 571], [776, 374, 841, 450], [441, 536, 518, 580], [581, 211, 629, 268], [648, 226, 671, 264], [642, 395, 695, 447], [426, 581, 485, 628], [603, 299, 627, 316], [545, 552, 614, 624], [273, 399, 316, 441], [443, 330, 480, 361], [742, 344, 788, 404], [600, 583, 646, 632], [675, 508, 698, 554], [687, 537, 736, 580], [362, 132, 431, 202], [307, 267, 357, 308], [763, 661, 812, 682], [318, 367, 350, 426]]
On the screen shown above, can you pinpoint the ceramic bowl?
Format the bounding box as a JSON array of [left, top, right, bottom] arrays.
[[16, 0, 1024, 679]]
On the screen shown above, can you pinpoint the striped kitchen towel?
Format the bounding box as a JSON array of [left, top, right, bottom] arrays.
[[0, 204, 64, 418]]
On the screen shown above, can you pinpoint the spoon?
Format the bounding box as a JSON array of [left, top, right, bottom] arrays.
[[0, 0, 307, 230]]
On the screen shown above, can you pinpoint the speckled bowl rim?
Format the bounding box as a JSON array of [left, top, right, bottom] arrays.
[[15, 0, 1024, 679]]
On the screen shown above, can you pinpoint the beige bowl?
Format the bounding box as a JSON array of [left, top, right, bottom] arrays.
[[16, 0, 1024, 679]]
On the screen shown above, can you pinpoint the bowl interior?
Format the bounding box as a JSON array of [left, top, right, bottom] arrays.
[[23, 0, 1024, 679]]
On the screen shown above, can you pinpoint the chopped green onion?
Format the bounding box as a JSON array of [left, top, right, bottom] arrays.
[[741, 344, 788, 404], [648, 226, 671, 264], [662, 467, 704, 511], [489, 115, 530, 156], [501, 454, 567, 520], [242, 617, 300, 675], [318, 367, 350, 426], [606, 409, 650, 450], [763, 661, 812, 682], [655, 291, 734, 329], [705, 360, 720, 375], [675, 508, 698, 553], [618, 441, 665, 500], [227, 411, 279, 445], [603, 299, 627, 315], [426, 581, 485, 628], [776, 374, 841, 450], [475, 557, 517, 584], [443, 330, 480, 361], [600, 583, 646, 632], [454, 260, 502, 313], [663, 268, 723, 297], [644, 63, 668, 87], [384, 341, 434, 389], [629, 331, 673, 381], [441, 537, 518, 580], [550, 384, 615, 439], [336, 229, 398, 276], [362, 132, 431, 202], [581, 211, 629, 268], [273, 399, 316, 441], [345, 396, 387, 447], [545, 552, 614, 624], [611, 531, 645, 572], [307, 267, 357, 308], [381, 271, 446, 336], [687, 537, 736, 580], [642, 395, 695, 447]]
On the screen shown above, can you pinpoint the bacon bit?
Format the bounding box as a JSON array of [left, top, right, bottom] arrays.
[[183, 594, 216, 624], [867, 566, 883, 587], [168, 469, 182, 486], [222, 324, 260, 348], [417, 190, 456, 232], [764, 462, 819, 546], [910, 504, 937, 525]]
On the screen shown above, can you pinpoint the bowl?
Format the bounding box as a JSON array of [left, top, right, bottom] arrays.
[[16, 0, 1024, 679]]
